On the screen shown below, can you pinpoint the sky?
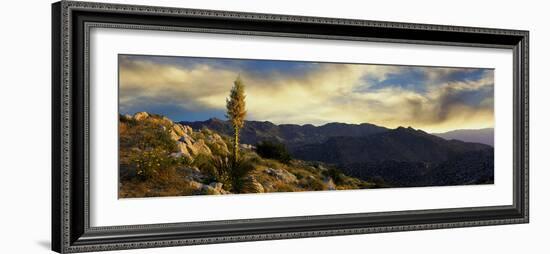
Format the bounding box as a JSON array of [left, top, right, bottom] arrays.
[[119, 54, 494, 133]]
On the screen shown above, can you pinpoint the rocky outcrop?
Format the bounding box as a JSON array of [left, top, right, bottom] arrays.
[[169, 124, 232, 160], [130, 112, 228, 160], [205, 131, 230, 155], [121, 112, 374, 197], [133, 111, 149, 121]]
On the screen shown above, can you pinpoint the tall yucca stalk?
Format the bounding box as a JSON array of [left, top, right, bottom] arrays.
[[226, 76, 247, 163]]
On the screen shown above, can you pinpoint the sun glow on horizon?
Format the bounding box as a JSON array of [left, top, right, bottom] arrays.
[[119, 55, 494, 133]]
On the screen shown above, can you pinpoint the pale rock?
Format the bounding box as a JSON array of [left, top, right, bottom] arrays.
[[240, 143, 255, 150], [206, 133, 223, 143], [171, 124, 186, 137], [206, 133, 229, 155], [169, 131, 180, 141], [133, 112, 149, 121], [201, 182, 225, 195], [175, 142, 192, 158], [182, 125, 193, 134], [179, 135, 195, 146], [188, 181, 204, 190], [187, 139, 212, 156], [169, 124, 190, 141], [161, 116, 174, 125], [264, 168, 298, 183], [170, 152, 182, 158]]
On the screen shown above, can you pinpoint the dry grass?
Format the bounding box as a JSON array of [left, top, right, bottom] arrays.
[[118, 114, 379, 198], [119, 165, 197, 198]]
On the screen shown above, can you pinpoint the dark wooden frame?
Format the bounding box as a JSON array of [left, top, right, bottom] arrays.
[[52, 1, 529, 253]]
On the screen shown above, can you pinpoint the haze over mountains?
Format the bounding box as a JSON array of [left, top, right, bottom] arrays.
[[181, 118, 494, 187], [432, 128, 494, 146]]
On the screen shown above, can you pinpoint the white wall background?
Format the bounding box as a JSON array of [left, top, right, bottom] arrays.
[[0, 0, 547, 253]]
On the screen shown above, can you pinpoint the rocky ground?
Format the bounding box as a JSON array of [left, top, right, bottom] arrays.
[[119, 112, 376, 198]]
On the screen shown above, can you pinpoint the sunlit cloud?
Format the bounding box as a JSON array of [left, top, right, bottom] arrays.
[[119, 55, 494, 133]]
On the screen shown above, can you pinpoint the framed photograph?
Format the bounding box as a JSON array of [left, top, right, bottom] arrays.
[[52, 1, 529, 253]]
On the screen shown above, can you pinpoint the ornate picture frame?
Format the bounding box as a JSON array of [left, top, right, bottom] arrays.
[[52, 1, 529, 253]]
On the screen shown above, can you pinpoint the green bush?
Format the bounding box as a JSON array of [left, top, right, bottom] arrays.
[[255, 140, 291, 163]]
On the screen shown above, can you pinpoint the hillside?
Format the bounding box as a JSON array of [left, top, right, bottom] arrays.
[[118, 112, 377, 198], [184, 119, 494, 187], [293, 127, 490, 164], [293, 127, 494, 186]]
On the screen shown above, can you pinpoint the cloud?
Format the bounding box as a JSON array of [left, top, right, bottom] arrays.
[[119, 55, 494, 132]]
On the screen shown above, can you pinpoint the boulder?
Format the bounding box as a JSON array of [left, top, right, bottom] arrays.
[[206, 133, 223, 143], [188, 180, 204, 190], [178, 135, 195, 146], [187, 139, 212, 156], [121, 114, 132, 121], [204, 133, 229, 155], [201, 182, 227, 195], [264, 168, 298, 183], [171, 124, 187, 137], [161, 116, 174, 125], [133, 111, 149, 121], [175, 142, 192, 158], [240, 143, 255, 150], [182, 125, 193, 134], [169, 131, 180, 142], [169, 124, 192, 142]]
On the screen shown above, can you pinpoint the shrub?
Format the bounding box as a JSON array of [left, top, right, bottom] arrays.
[[229, 157, 255, 192], [199, 154, 255, 193], [323, 167, 344, 184], [300, 177, 326, 191], [204, 155, 233, 186], [129, 148, 175, 181], [272, 182, 295, 192], [255, 140, 291, 163]]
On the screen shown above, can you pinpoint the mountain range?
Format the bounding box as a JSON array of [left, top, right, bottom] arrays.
[[432, 128, 494, 146], [181, 118, 388, 149], [181, 118, 494, 187]]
